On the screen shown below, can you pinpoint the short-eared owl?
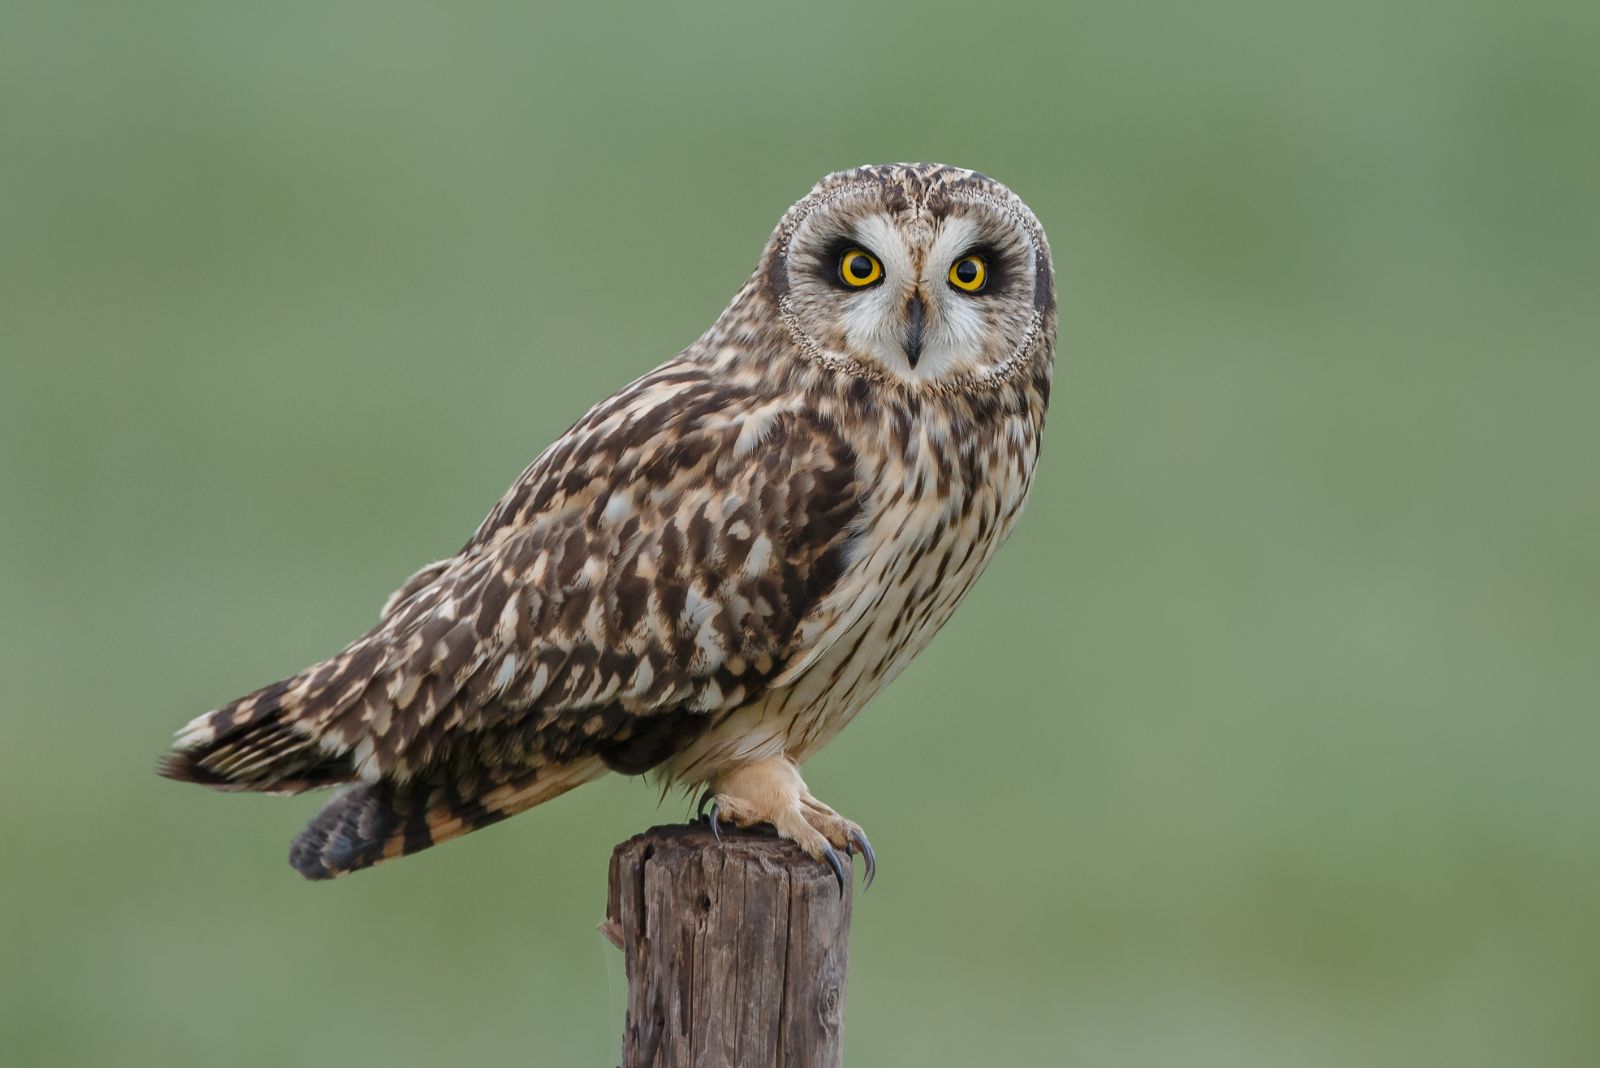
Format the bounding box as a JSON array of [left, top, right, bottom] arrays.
[[160, 163, 1056, 885]]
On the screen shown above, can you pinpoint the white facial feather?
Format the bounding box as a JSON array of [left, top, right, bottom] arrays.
[[786, 196, 1039, 386]]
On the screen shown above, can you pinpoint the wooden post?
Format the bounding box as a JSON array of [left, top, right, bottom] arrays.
[[603, 823, 854, 1067]]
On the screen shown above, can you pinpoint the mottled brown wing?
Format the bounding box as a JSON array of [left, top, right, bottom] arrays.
[[335, 402, 863, 781], [378, 558, 451, 622], [162, 373, 862, 876]]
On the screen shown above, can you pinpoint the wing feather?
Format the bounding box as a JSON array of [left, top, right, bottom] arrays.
[[163, 365, 864, 797]]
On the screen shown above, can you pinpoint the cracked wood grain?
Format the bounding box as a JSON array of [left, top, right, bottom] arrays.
[[606, 823, 853, 1067]]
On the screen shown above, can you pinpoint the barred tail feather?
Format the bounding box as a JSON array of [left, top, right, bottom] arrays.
[[288, 758, 605, 880], [158, 638, 390, 793], [157, 715, 352, 794]]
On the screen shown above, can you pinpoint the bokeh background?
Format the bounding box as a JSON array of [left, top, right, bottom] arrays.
[[3, 1, 1597, 1064]]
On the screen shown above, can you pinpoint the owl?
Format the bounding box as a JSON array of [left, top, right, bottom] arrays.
[[160, 162, 1056, 888]]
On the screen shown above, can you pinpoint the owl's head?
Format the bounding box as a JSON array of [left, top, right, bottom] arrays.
[[758, 163, 1054, 387]]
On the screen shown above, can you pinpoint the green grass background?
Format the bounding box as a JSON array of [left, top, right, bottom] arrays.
[[3, 1, 1596, 1064]]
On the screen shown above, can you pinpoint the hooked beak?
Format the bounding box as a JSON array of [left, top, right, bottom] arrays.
[[904, 292, 926, 368]]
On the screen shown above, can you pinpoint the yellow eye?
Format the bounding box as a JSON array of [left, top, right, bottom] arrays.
[[838, 249, 883, 288], [948, 254, 987, 292]]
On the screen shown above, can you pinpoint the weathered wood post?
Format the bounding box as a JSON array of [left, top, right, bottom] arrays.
[[603, 823, 854, 1067]]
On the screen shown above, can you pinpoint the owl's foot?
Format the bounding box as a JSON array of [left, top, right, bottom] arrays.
[[704, 757, 875, 894]]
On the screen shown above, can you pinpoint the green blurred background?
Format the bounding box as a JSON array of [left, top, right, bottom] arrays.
[[3, 1, 1596, 1064]]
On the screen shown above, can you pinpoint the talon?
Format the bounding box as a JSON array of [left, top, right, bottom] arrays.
[[820, 844, 846, 896], [709, 801, 722, 842], [849, 828, 877, 890], [695, 789, 713, 820]]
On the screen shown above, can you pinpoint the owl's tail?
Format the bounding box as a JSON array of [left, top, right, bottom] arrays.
[[156, 681, 356, 794], [287, 758, 605, 880], [156, 631, 402, 795]]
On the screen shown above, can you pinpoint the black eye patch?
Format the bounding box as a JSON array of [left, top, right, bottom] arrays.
[[818, 238, 884, 290], [953, 245, 1007, 294]]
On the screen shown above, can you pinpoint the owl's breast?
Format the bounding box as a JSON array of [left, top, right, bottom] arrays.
[[768, 401, 1043, 758], [661, 394, 1044, 783]]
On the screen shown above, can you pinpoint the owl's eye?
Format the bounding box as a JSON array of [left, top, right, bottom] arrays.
[[948, 254, 987, 293], [838, 249, 883, 288]]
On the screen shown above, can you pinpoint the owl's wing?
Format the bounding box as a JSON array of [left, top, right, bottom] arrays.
[[163, 374, 863, 807], [378, 558, 451, 621], [338, 402, 864, 782]]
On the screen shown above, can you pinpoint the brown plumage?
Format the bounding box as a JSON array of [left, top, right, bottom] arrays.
[[160, 162, 1056, 881]]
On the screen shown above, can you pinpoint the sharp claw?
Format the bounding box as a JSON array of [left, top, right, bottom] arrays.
[[709, 801, 722, 842], [849, 828, 877, 891], [820, 844, 846, 896], [695, 789, 713, 820]]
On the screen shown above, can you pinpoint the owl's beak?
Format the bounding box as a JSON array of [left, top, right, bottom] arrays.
[[904, 292, 926, 368]]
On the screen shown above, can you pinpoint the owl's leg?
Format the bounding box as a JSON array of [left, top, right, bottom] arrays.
[[707, 755, 875, 891]]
